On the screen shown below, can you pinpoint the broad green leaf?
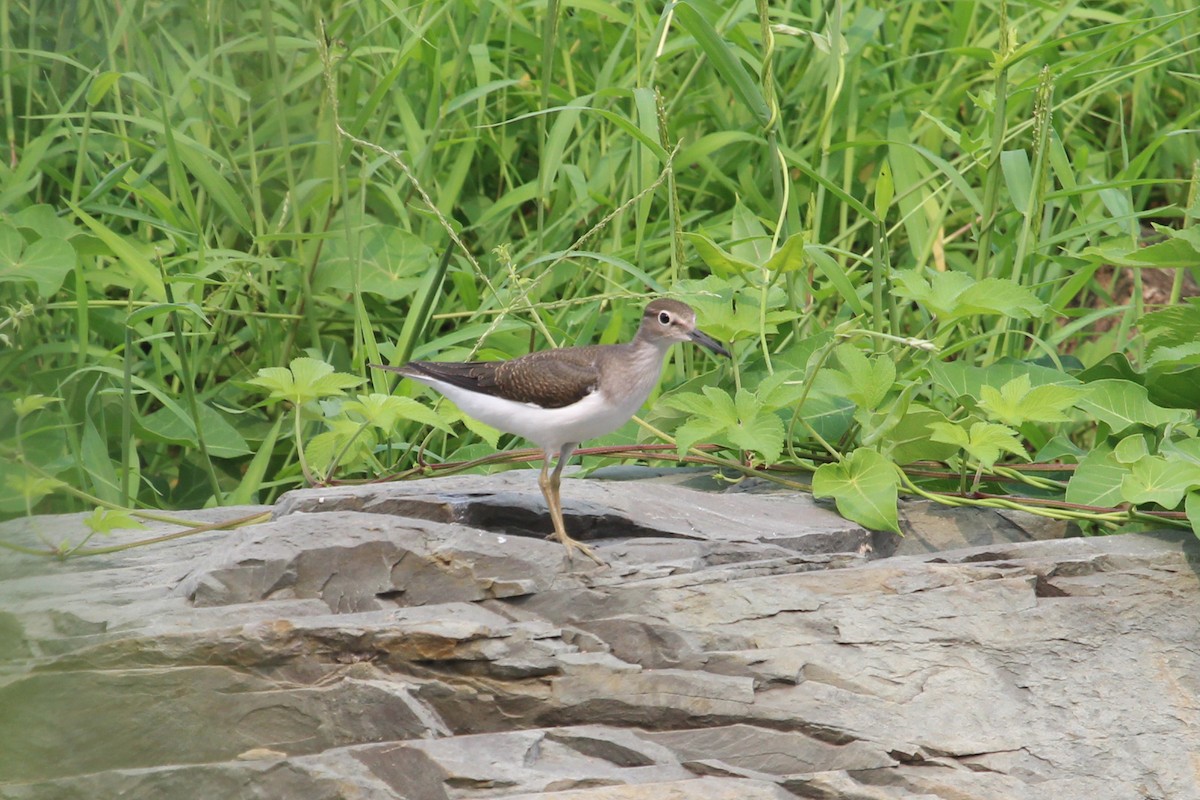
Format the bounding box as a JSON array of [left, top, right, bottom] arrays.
[[1112, 435, 1150, 464], [671, 415, 726, 457], [812, 448, 901, 533], [763, 232, 807, 273], [893, 268, 972, 318], [447, 407, 502, 449], [248, 358, 364, 406], [82, 507, 147, 535], [139, 402, 252, 459], [81, 417, 121, 504], [0, 225, 76, 297], [1145, 346, 1200, 410], [10, 204, 80, 240], [315, 218, 434, 300], [930, 359, 1079, 402], [834, 344, 894, 410], [730, 199, 771, 266], [1074, 379, 1191, 434], [1120, 455, 1200, 509], [957, 278, 1047, 320], [1141, 300, 1200, 348], [668, 386, 784, 464], [754, 368, 809, 411], [1065, 446, 1126, 508], [885, 406, 962, 465], [728, 388, 785, 464], [3, 472, 65, 506], [1162, 437, 1200, 466], [930, 421, 1027, 469], [675, 276, 800, 341], [305, 420, 375, 479], [894, 270, 1046, 322], [344, 393, 454, 433], [1080, 236, 1200, 269], [978, 374, 1089, 426], [684, 232, 758, 276], [661, 389, 712, 418], [1076, 352, 1142, 384], [1033, 435, 1084, 463]]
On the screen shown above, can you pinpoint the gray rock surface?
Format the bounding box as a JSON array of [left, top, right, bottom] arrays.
[[1, 468, 1196, 799]]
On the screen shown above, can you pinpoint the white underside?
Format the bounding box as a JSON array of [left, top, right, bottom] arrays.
[[411, 374, 658, 457]]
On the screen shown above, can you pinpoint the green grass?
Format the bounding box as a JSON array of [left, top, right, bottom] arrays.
[[1, 0, 1199, 549]]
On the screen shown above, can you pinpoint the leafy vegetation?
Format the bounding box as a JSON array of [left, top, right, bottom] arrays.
[[2, 0, 1199, 555]]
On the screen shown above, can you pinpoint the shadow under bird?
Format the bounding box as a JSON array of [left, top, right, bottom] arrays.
[[370, 298, 731, 566]]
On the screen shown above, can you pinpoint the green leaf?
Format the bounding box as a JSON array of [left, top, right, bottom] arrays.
[[1065, 445, 1126, 508], [667, 386, 784, 464], [929, 359, 1079, 402], [315, 217, 435, 300], [67, 203, 166, 302], [930, 421, 1027, 469], [82, 507, 147, 535], [804, 244, 866, 315], [1141, 299, 1200, 348], [673, 1, 771, 125], [1112, 434, 1150, 464], [3, 472, 65, 506], [1080, 235, 1200, 269], [812, 448, 901, 533], [885, 405, 962, 465], [1145, 343, 1200, 409], [978, 374, 1089, 426], [728, 388, 785, 464], [305, 419, 374, 479], [0, 223, 76, 297], [874, 160, 894, 220], [957, 278, 1048, 320], [893, 270, 1047, 322], [1120, 455, 1200, 509], [1074, 379, 1191, 434], [81, 417, 121, 504], [13, 394, 61, 419], [139, 402, 252, 459], [683, 232, 758, 276], [763, 232, 807, 273], [833, 344, 895, 410], [248, 358, 364, 407], [1000, 148, 1032, 216], [174, 139, 252, 233], [344, 393, 455, 433]]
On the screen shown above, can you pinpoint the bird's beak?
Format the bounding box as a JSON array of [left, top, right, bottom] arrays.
[[688, 328, 731, 358]]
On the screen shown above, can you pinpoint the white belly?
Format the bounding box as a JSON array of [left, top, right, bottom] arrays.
[[413, 376, 656, 455]]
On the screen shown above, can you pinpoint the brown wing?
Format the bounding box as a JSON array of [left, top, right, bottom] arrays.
[[402, 347, 603, 409]]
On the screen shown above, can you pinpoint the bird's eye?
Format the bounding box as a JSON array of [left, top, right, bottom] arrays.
[[658, 311, 671, 325]]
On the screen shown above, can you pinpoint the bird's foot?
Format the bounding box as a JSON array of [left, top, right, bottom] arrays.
[[549, 531, 607, 567]]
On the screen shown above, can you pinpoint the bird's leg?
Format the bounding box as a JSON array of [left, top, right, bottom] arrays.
[[538, 444, 605, 567]]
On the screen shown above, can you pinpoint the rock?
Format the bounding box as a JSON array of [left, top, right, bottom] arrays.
[[0, 471, 1196, 799]]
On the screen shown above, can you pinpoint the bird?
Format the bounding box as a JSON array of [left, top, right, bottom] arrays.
[[370, 298, 730, 566]]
